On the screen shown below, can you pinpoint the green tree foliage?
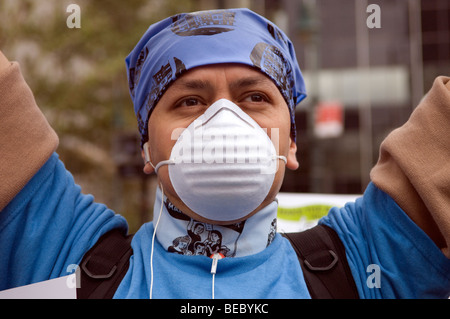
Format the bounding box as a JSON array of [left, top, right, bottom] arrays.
[[2, 0, 196, 142], [0, 0, 197, 231]]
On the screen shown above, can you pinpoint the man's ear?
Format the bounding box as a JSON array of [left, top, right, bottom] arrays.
[[286, 138, 299, 170], [141, 142, 155, 174]]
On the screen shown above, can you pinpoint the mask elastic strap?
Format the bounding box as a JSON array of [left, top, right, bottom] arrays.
[[276, 155, 287, 164], [143, 143, 175, 173], [153, 159, 175, 173]]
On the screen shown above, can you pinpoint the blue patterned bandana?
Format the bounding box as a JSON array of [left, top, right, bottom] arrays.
[[126, 8, 307, 147]]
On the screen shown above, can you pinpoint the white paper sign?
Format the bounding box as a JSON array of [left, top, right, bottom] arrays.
[[0, 274, 77, 299], [276, 192, 361, 232]]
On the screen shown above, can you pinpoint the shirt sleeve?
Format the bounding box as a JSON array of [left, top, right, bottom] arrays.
[[370, 76, 450, 256], [0, 153, 128, 291], [320, 182, 450, 299], [0, 52, 128, 292], [0, 58, 59, 212]]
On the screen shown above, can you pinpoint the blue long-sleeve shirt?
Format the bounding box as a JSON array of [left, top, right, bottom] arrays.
[[0, 153, 127, 290], [1, 153, 449, 298]]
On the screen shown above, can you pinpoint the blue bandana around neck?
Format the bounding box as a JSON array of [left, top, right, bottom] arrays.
[[125, 8, 307, 147], [152, 187, 278, 258]]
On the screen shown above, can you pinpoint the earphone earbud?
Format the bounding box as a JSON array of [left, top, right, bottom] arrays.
[[143, 142, 151, 163]]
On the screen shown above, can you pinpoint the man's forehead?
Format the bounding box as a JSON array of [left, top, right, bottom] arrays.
[[170, 64, 277, 90]]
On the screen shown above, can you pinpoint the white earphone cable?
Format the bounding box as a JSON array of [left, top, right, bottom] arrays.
[[149, 184, 164, 299], [212, 273, 216, 299], [210, 253, 222, 299]]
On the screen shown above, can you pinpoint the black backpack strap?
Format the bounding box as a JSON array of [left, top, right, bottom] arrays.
[[282, 224, 359, 299], [77, 229, 134, 299]]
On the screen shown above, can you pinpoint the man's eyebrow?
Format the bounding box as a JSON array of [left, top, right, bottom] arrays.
[[172, 74, 274, 91], [172, 79, 213, 90], [229, 76, 274, 90]]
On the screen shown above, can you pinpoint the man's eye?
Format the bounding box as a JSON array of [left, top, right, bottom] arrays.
[[245, 93, 267, 103], [179, 98, 200, 107]]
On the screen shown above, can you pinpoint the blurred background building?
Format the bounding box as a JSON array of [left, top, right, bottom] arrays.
[[1, 0, 449, 232]]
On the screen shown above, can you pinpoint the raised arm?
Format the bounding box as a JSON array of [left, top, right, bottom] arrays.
[[371, 76, 450, 257], [0, 51, 128, 291], [0, 50, 59, 211]]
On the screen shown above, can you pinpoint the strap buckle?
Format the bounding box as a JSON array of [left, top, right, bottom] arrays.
[[304, 250, 338, 272], [81, 255, 117, 279]]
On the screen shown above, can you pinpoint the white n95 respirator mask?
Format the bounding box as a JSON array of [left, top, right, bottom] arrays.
[[145, 99, 287, 223]]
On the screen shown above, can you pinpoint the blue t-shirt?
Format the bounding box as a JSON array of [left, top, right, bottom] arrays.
[[320, 184, 450, 299], [114, 224, 310, 299], [0, 153, 127, 290], [1, 153, 449, 298]]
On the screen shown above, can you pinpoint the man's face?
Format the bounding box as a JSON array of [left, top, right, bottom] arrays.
[[143, 63, 299, 225]]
